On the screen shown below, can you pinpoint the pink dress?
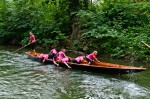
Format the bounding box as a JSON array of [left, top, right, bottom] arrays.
[[30, 34, 36, 43], [38, 54, 44, 59], [51, 49, 57, 54], [38, 54, 48, 60], [86, 53, 96, 60], [43, 54, 49, 60], [61, 57, 69, 63], [58, 51, 65, 60], [75, 56, 84, 63]]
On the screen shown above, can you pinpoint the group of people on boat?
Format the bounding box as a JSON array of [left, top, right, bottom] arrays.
[[36, 48, 100, 69], [28, 32, 100, 68]]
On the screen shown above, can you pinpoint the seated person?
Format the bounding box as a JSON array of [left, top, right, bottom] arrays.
[[38, 54, 49, 62], [85, 51, 100, 64], [59, 57, 71, 68], [57, 48, 67, 60], [48, 48, 57, 59], [52, 55, 59, 66], [38, 53, 59, 66], [72, 56, 85, 64]]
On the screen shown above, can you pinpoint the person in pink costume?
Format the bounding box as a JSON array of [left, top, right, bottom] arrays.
[[85, 51, 100, 64], [57, 49, 67, 60], [38, 54, 49, 62], [72, 56, 85, 64], [29, 32, 36, 54], [60, 57, 71, 68], [48, 48, 57, 59]]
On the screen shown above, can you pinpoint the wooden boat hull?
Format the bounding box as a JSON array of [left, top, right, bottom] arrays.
[[25, 52, 146, 74], [58, 63, 145, 74]]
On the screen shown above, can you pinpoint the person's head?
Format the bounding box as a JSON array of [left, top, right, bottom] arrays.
[[29, 32, 32, 35], [61, 48, 66, 52], [93, 51, 98, 56]]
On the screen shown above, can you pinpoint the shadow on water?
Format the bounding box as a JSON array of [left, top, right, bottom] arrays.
[[0, 45, 150, 99]]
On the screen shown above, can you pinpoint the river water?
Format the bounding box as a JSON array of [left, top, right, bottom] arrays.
[[0, 45, 150, 99]]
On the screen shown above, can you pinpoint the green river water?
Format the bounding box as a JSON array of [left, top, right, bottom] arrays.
[[0, 45, 150, 99]]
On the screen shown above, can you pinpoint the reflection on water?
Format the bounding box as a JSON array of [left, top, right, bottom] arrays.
[[0, 45, 150, 99]]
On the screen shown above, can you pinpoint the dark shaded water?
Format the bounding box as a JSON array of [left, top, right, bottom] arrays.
[[0, 45, 150, 99]]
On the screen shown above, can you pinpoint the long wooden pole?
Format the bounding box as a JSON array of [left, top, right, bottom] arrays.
[[141, 41, 150, 48], [13, 43, 31, 53]]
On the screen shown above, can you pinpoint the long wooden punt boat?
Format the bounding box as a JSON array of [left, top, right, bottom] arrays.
[[25, 51, 146, 74]]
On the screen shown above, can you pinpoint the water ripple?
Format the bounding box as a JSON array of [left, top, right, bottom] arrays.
[[79, 75, 150, 99], [0, 47, 150, 99]]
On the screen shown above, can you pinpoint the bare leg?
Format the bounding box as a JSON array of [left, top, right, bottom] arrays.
[[64, 62, 71, 68], [88, 62, 91, 65], [53, 60, 59, 66], [43, 58, 46, 62]]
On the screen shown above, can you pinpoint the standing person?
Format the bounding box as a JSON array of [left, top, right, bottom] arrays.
[[85, 51, 100, 64], [29, 32, 36, 54]]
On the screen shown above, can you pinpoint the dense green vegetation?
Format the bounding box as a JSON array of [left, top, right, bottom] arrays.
[[0, 0, 149, 62]]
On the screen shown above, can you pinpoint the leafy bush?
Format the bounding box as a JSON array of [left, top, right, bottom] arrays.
[[74, 1, 150, 61]]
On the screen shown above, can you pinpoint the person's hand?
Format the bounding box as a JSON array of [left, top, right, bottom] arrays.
[[68, 66, 71, 69], [56, 63, 59, 66], [97, 61, 101, 62]]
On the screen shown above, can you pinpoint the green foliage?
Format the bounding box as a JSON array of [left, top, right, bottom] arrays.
[[74, 1, 150, 61], [0, 0, 69, 47], [75, 10, 119, 54]]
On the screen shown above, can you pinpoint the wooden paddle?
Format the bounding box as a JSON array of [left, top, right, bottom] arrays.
[[141, 41, 150, 48], [13, 43, 31, 53]]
